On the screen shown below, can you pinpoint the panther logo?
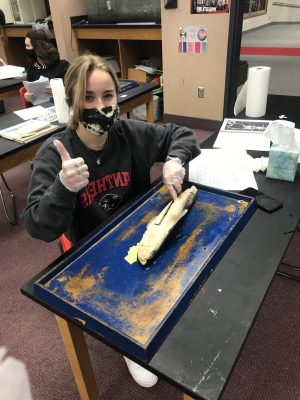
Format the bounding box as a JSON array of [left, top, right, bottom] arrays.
[[98, 193, 122, 211]]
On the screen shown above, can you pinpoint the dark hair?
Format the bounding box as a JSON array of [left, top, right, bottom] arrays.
[[26, 29, 60, 65], [0, 9, 5, 26], [0, 9, 7, 45]]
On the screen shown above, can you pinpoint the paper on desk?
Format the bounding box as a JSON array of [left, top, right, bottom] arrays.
[[23, 76, 50, 105], [13, 106, 57, 122], [0, 65, 25, 79], [189, 149, 258, 191], [214, 118, 271, 151]]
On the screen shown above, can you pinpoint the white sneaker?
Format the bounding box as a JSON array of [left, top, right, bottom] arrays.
[[124, 356, 158, 388]]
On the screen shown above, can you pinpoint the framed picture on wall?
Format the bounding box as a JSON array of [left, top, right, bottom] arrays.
[[191, 0, 230, 14], [243, 0, 268, 18], [10, 0, 21, 22]]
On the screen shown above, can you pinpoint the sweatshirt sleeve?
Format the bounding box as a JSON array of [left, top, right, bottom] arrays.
[[156, 122, 200, 165], [22, 141, 77, 242], [123, 120, 200, 167]]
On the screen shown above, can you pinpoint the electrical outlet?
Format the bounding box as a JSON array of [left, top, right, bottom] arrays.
[[198, 87, 205, 98]]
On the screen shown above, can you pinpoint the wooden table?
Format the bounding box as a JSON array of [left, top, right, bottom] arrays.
[[21, 132, 300, 399]]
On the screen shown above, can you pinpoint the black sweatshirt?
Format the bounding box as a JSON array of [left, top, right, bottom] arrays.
[[26, 59, 69, 82], [23, 119, 200, 244]]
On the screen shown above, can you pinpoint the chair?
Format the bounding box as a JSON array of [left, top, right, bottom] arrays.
[[0, 174, 16, 224], [19, 86, 32, 109], [60, 233, 72, 253], [0, 88, 30, 224]]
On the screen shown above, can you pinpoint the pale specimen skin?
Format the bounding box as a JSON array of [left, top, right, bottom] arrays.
[[137, 186, 198, 265]]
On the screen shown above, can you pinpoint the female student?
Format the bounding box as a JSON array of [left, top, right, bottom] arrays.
[[24, 29, 69, 103], [23, 53, 200, 387]]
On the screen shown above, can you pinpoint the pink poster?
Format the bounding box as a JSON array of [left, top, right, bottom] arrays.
[[178, 27, 208, 54]]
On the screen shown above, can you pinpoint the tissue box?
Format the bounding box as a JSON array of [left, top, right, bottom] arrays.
[[266, 144, 299, 181]]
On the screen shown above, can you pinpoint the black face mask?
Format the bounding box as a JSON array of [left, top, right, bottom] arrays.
[[25, 48, 37, 62], [80, 105, 120, 135]]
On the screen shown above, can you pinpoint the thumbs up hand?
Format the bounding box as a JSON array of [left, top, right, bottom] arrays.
[[54, 139, 89, 192]]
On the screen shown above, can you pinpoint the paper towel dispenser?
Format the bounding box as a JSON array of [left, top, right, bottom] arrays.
[[87, 0, 161, 24]]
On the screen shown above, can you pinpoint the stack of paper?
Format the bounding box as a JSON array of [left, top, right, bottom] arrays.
[[0, 65, 25, 79], [0, 119, 57, 143], [189, 149, 258, 191], [22, 76, 50, 105]]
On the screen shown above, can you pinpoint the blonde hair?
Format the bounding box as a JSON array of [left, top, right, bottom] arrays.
[[64, 53, 120, 129]]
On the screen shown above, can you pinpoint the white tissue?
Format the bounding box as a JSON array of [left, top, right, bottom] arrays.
[[50, 78, 69, 124], [264, 120, 296, 148], [246, 155, 269, 173]]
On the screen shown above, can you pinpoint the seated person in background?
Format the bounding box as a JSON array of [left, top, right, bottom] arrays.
[[22, 53, 200, 388], [24, 29, 69, 103]]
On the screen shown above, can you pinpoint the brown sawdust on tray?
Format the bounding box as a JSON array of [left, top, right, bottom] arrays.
[[56, 265, 111, 301], [117, 197, 249, 344], [116, 224, 203, 344]]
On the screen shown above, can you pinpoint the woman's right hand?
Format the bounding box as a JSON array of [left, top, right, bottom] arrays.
[[54, 139, 89, 192], [24, 91, 35, 103]]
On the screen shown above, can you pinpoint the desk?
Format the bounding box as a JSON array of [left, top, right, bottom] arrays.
[[21, 131, 300, 399], [0, 78, 23, 101]]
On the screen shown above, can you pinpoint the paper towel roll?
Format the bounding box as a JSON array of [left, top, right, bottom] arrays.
[[50, 78, 69, 124], [245, 66, 270, 118]]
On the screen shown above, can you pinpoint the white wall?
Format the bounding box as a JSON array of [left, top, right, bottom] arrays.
[[270, 0, 300, 21], [0, 0, 14, 23], [243, 1, 300, 31]]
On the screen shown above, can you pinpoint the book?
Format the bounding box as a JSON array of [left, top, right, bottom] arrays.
[[119, 79, 139, 93], [213, 118, 272, 151]]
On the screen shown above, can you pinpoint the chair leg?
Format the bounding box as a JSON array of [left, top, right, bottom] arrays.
[[0, 173, 16, 225]]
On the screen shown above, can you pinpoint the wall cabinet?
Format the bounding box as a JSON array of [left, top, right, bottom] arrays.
[[72, 26, 162, 79]]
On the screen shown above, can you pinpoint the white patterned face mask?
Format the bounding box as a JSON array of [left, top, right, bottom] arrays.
[[81, 105, 120, 135]]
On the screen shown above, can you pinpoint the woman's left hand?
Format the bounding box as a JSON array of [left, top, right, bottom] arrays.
[[163, 158, 185, 200]]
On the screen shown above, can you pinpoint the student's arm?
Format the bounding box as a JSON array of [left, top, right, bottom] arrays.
[[22, 140, 78, 242]]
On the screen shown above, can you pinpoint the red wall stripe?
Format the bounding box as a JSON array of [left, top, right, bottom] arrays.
[[240, 47, 300, 56]]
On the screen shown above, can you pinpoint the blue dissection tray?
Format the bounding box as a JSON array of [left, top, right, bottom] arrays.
[[34, 182, 256, 361]]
